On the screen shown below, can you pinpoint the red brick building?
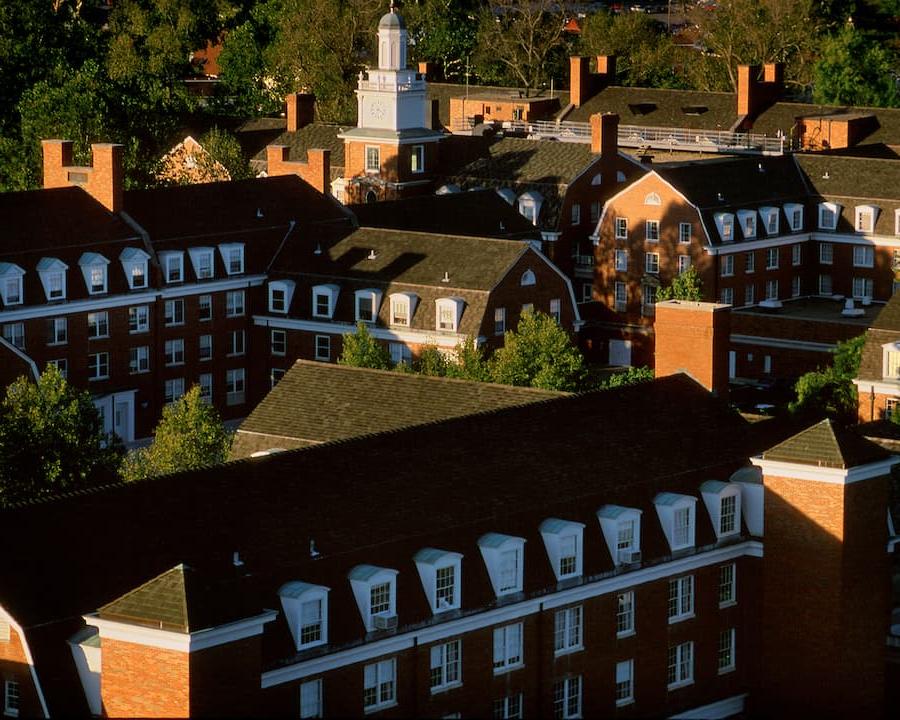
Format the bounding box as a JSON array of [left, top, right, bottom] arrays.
[[0, 374, 895, 718]]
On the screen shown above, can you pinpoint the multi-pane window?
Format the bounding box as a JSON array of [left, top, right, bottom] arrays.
[[552, 676, 581, 719], [616, 591, 635, 636], [818, 274, 833, 295], [196, 251, 214, 279], [198, 373, 212, 402], [559, 535, 577, 577], [745, 251, 755, 273], [363, 658, 396, 711], [645, 220, 659, 241], [765, 279, 779, 300], [429, 640, 461, 691], [744, 284, 755, 306], [164, 254, 183, 283], [679, 223, 691, 244], [667, 642, 694, 688], [493, 693, 523, 719], [370, 582, 392, 616], [615, 249, 628, 272], [228, 330, 245, 356], [766, 211, 779, 234], [89, 265, 106, 294], [4, 679, 20, 717], [357, 295, 375, 323], [677, 255, 691, 274], [718, 628, 736, 673], [2, 323, 24, 350], [129, 346, 150, 374], [614, 282, 627, 312], [668, 576, 694, 621], [436, 565, 456, 609], [791, 275, 801, 297], [494, 307, 507, 335], [46, 271, 65, 300], [225, 247, 244, 275], [270, 368, 286, 388], [271, 329, 286, 356], [673, 506, 691, 547], [642, 284, 658, 314], [87, 311, 109, 339], [389, 342, 411, 366], [853, 277, 874, 300], [720, 216, 733, 242], [582, 283, 592, 303], [645, 253, 659, 274], [198, 294, 212, 321], [493, 623, 523, 672], [615, 660, 634, 706], [498, 549, 520, 593], [571, 204, 581, 225], [553, 606, 583, 654], [853, 245, 875, 267], [165, 339, 185, 366], [792, 243, 802, 266], [130, 261, 147, 289], [226, 368, 245, 405], [299, 598, 323, 646], [719, 563, 736, 606], [720, 287, 734, 305], [48, 317, 67, 345], [438, 304, 456, 330], [721, 255, 734, 277], [270, 286, 288, 313], [300, 679, 323, 719], [856, 208, 874, 232], [820, 205, 836, 229], [88, 352, 109, 381], [391, 297, 410, 326], [226, 290, 245, 317], [720, 495, 737, 534], [615, 217, 628, 240], [313, 292, 332, 318], [819, 242, 833, 264], [790, 208, 802, 230], [411, 144, 425, 173], [199, 334, 213, 361], [766, 247, 779, 269], [590, 201, 600, 224], [164, 299, 184, 326], [617, 520, 635, 553], [315, 335, 330, 361], [365, 146, 381, 172], [550, 298, 561, 322]]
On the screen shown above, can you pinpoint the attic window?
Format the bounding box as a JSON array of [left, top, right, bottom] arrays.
[[119, 248, 150, 290], [700, 481, 742, 540], [818, 202, 840, 231], [540, 518, 586, 581], [644, 192, 661, 206], [435, 297, 464, 332], [389, 292, 418, 326], [278, 582, 330, 650], [268, 280, 296, 314], [188, 247, 215, 280], [520, 269, 536, 286], [681, 105, 708, 116], [628, 102, 656, 116], [478, 533, 526, 597], [882, 342, 900, 380], [355, 289, 383, 323], [597, 505, 643, 566], [78, 253, 110, 295], [37, 257, 67, 302], [654, 492, 698, 553], [0, 263, 25, 306], [414, 548, 463, 614], [349, 565, 398, 632]]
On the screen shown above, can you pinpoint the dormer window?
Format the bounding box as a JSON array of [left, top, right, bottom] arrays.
[[759, 207, 779, 235], [435, 297, 464, 332], [188, 247, 215, 280], [478, 533, 526, 597], [37, 258, 67, 302], [819, 202, 840, 230], [119, 248, 150, 290], [414, 548, 463, 614], [278, 582, 329, 651], [654, 493, 697, 552], [737, 210, 756, 239], [389, 292, 417, 326], [714, 213, 734, 243], [354, 288, 382, 323], [0, 263, 25, 306], [79, 253, 109, 295], [784, 203, 803, 232], [517, 191, 543, 225], [700, 481, 742, 540], [540, 519, 586, 581], [349, 565, 398, 632], [159, 252, 184, 284], [855, 204, 879, 233], [268, 280, 296, 313], [597, 505, 642, 566], [882, 342, 900, 379], [219, 243, 245, 275], [312, 284, 339, 319], [520, 269, 536, 286]]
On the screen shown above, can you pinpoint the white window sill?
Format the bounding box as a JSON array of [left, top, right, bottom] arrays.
[[668, 613, 695, 625], [719, 600, 737, 609], [165, 323, 185, 328], [200, 356, 212, 363], [272, 351, 286, 357], [226, 353, 245, 358], [5, 710, 20, 717], [430, 681, 462, 695], [89, 335, 110, 341], [615, 698, 634, 708], [667, 679, 693, 691], [554, 644, 584, 658], [88, 376, 109, 382], [199, 317, 212, 322], [718, 665, 736, 675], [493, 662, 523, 676], [225, 314, 245, 319], [129, 369, 150, 376], [315, 356, 331, 362], [364, 701, 397, 715], [47, 342, 68, 347], [616, 630, 636, 640]]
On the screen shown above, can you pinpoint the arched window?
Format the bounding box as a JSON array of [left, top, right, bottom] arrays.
[[591, 173, 603, 186], [644, 192, 661, 206], [520, 269, 536, 286]]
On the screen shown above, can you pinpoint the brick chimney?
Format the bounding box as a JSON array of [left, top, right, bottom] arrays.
[[286, 93, 316, 132], [737, 63, 784, 124], [41, 140, 124, 213], [569, 55, 616, 108], [265, 144, 331, 195], [591, 112, 619, 155], [654, 300, 731, 398]]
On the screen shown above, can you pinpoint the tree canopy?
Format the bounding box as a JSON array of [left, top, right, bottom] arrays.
[[657, 267, 704, 302], [0, 366, 123, 507], [789, 334, 865, 421], [339, 322, 393, 370]]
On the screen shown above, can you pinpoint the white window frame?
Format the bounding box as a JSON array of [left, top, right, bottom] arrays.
[[784, 203, 803, 231], [853, 245, 874, 268], [855, 204, 879, 233], [414, 549, 463, 614], [312, 284, 339, 319], [315, 335, 331, 362], [300, 678, 323, 719], [667, 575, 694, 623], [411, 144, 425, 174], [766, 247, 779, 270], [37, 257, 68, 302], [2, 323, 24, 350], [614, 282, 626, 312], [550, 298, 561, 322], [645, 253, 659, 274], [819, 242, 833, 265], [198, 373, 212, 402], [745, 251, 755, 273], [429, 639, 462, 693], [129, 346, 150, 374], [792, 243, 802, 266], [553, 606, 583, 655], [819, 202, 839, 230], [615, 659, 634, 706], [721, 255, 734, 277], [349, 565, 399, 632], [47, 358, 67, 378], [3, 679, 19, 718], [677, 255, 691, 274], [853, 276, 874, 301], [87, 311, 109, 340], [719, 563, 737, 607], [226, 290, 245, 318], [268, 280, 296, 314], [219, 243, 245, 275], [128, 305, 149, 333], [597, 505, 642, 566], [225, 367, 245, 406], [645, 220, 659, 242], [616, 591, 635, 637], [159, 251, 184, 284], [494, 693, 523, 719], [520, 269, 536, 286], [389, 292, 417, 327], [718, 628, 736, 674], [198, 294, 212, 321], [539, 518, 585, 581], [365, 145, 381, 173], [88, 352, 109, 381], [552, 676, 581, 719], [120, 248, 150, 290], [759, 206, 779, 235], [679, 223, 691, 244], [737, 210, 756, 239], [164, 299, 184, 327], [667, 641, 694, 689], [644, 192, 661, 206], [518, 192, 543, 225], [714, 213, 734, 243], [744, 284, 755, 306], [278, 582, 330, 651], [492, 623, 523, 674], [199, 334, 213, 361], [48, 317, 67, 346], [363, 658, 396, 712], [700, 481, 742, 540], [615, 250, 628, 272], [354, 288, 382, 324], [615, 217, 628, 241], [78, 253, 109, 295], [494, 307, 506, 335], [435, 297, 464, 332], [271, 329, 286, 356], [478, 533, 526, 597], [188, 247, 215, 280], [654, 493, 697, 552], [165, 338, 185, 366]]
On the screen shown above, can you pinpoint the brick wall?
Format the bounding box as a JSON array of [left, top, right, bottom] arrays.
[[266, 146, 331, 195], [41, 141, 123, 213], [101, 638, 190, 717], [189, 637, 264, 716], [655, 301, 730, 396], [0, 623, 43, 718]]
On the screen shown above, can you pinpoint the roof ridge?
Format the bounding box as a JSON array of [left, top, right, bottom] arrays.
[[354, 226, 528, 247], [99, 563, 187, 614]]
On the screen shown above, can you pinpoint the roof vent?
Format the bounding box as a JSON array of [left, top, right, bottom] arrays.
[[367, 249, 378, 260], [758, 163, 764, 173], [309, 539, 321, 559], [256, 207, 264, 218], [500, 221, 506, 231], [441, 271, 450, 283], [313, 242, 322, 256], [822, 171, 830, 179], [233, 551, 244, 567], [717, 192, 725, 202]]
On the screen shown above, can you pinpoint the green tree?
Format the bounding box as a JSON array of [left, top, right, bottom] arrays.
[[656, 267, 704, 302], [812, 24, 900, 106], [120, 386, 231, 481], [490, 310, 586, 391], [339, 321, 392, 370], [197, 127, 254, 180], [405, 0, 480, 82], [416, 344, 450, 376], [603, 366, 655, 389], [789, 334, 865, 420], [446, 336, 491, 382], [0, 365, 123, 507]]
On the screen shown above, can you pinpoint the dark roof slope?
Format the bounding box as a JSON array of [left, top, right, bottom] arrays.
[[762, 419, 890, 469], [794, 153, 900, 201], [752, 101, 900, 147], [250, 123, 347, 173], [568, 85, 738, 128], [231, 361, 564, 457], [857, 293, 900, 382]]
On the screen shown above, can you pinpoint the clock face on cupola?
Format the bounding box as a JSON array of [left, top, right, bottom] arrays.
[[369, 99, 387, 121]]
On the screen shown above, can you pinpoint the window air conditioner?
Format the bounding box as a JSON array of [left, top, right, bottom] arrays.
[[373, 614, 398, 630], [618, 549, 642, 565]]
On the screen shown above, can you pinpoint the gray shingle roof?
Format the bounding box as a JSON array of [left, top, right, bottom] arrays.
[[761, 418, 890, 469], [567, 86, 738, 129], [251, 123, 348, 174], [752, 102, 900, 147]]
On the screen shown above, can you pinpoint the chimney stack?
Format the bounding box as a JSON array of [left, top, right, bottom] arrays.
[[569, 55, 616, 108], [41, 140, 124, 213], [591, 112, 619, 156], [265, 144, 331, 196], [654, 300, 730, 398], [737, 63, 784, 125], [286, 93, 316, 132]]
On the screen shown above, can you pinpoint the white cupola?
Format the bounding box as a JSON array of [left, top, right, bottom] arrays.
[[378, 2, 407, 71]]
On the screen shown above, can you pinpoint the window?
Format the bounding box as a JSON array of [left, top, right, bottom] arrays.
[[220, 244, 245, 275], [766, 247, 779, 269], [226, 368, 245, 405], [198, 294, 212, 321], [615, 250, 628, 272], [390, 294, 414, 326], [2, 323, 24, 350], [315, 335, 331, 361], [198, 373, 212, 402], [226, 290, 245, 318], [785, 203, 803, 231], [479, 534, 525, 596], [386, 342, 409, 366], [270, 368, 285, 388], [499, 549, 519, 593], [271, 329, 286, 356], [312, 285, 338, 319], [719, 563, 736, 606], [744, 284, 755, 306], [679, 223, 692, 244], [0, 265, 23, 307], [852, 276, 873, 300], [162, 252, 184, 283], [855, 205, 877, 233], [520, 269, 536, 287], [765, 279, 779, 300], [4, 679, 19, 718], [677, 255, 691, 274], [37, 258, 67, 301], [582, 283, 593, 304], [745, 252, 755, 273], [615, 282, 626, 312], [819, 202, 838, 230], [570, 204, 581, 225], [436, 298, 462, 332], [129, 346, 150, 374], [363, 658, 396, 711], [717, 214, 734, 243], [120, 248, 149, 289], [165, 339, 185, 366], [365, 146, 381, 172], [299, 597, 324, 647], [667, 642, 694, 689], [411, 144, 424, 173], [435, 565, 456, 609], [819, 242, 833, 264], [493, 623, 523, 672], [792, 244, 802, 266], [553, 606, 583, 655], [853, 245, 874, 268], [269, 285, 288, 313], [47, 358, 67, 378], [818, 274, 832, 296], [764, 208, 779, 235], [165, 299, 184, 326], [739, 211, 756, 238], [87, 311, 109, 339], [128, 305, 148, 333], [641, 283, 657, 315], [617, 519, 635, 554], [590, 201, 600, 224], [558, 535, 577, 577], [189, 248, 215, 280], [494, 307, 506, 335], [88, 352, 109, 381], [552, 676, 581, 719], [718, 628, 736, 673], [48, 317, 67, 345], [790, 275, 800, 298], [615, 217, 628, 240], [720, 495, 737, 534], [300, 679, 323, 718], [228, 330, 245, 357], [668, 576, 694, 622], [617, 591, 635, 636], [644, 192, 661, 205], [645, 220, 659, 242], [645, 253, 659, 274], [78, 254, 109, 295], [199, 334, 213, 361], [355, 289, 382, 324], [430, 640, 461, 692], [721, 255, 734, 277], [615, 660, 634, 706], [493, 694, 523, 719], [674, 506, 691, 547]]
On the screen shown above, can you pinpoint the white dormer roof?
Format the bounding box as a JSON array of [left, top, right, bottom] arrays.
[[413, 548, 463, 614], [78, 252, 109, 267], [119, 247, 150, 263], [654, 492, 697, 553], [713, 212, 734, 243], [478, 532, 526, 597], [36, 257, 67, 273], [496, 187, 516, 205], [597, 505, 642, 567], [699, 480, 742, 540]]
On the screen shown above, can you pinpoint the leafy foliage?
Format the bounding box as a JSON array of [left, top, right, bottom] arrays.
[[657, 267, 704, 302], [339, 322, 392, 370], [602, 366, 655, 389], [789, 334, 865, 421], [812, 24, 900, 107], [416, 345, 450, 376], [120, 386, 231, 481], [197, 127, 254, 180], [445, 336, 492, 382], [0, 366, 123, 507], [405, 0, 480, 83]]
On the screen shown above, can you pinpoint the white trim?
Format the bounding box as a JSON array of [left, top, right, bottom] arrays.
[[261, 540, 763, 688], [729, 334, 836, 353], [751, 456, 899, 485], [0, 337, 39, 381], [0, 605, 49, 718], [668, 693, 748, 719], [85, 610, 278, 652], [708, 234, 808, 255], [254, 315, 469, 349], [159, 275, 266, 298], [853, 379, 900, 395]]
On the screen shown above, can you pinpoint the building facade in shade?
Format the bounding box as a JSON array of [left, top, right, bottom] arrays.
[[0, 375, 895, 718], [855, 291, 900, 423]]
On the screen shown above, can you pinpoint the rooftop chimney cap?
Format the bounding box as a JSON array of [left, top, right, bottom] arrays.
[[441, 271, 450, 283], [367, 249, 378, 260]]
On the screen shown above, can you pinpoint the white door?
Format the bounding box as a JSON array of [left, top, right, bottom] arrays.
[[114, 401, 130, 443], [609, 339, 632, 367], [728, 351, 737, 379]]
